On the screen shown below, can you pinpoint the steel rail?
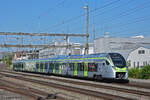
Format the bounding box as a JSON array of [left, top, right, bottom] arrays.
[[2, 70, 150, 97], [0, 79, 65, 100], [0, 72, 133, 100]]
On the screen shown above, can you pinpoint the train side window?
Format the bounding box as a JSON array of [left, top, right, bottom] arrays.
[[16, 64, 17, 68], [49, 63, 53, 70], [19, 63, 21, 68], [16, 64, 18, 68], [80, 63, 84, 71], [36, 63, 39, 69], [88, 63, 98, 72], [106, 60, 110, 65], [78, 63, 84, 71], [55, 63, 59, 70], [40, 63, 43, 69], [62, 63, 65, 70], [15, 64, 17, 68], [77, 63, 80, 71], [16, 63, 18, 68], [69, 63, 74, 71], [45, 62, 48, 69], [21, 63, 23, 68]]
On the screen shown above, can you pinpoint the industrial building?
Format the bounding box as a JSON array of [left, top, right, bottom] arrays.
[[39, 42, 94, 59], [39, 42, 83, 59], [94, 36, 150, 68]]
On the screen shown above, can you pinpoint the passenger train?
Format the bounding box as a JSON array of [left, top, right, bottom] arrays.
[[13, 53, 129, 82]]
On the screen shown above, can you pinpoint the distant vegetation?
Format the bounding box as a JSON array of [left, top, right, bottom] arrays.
[[2, 54, 13, 66], [128, 66, 150, 79]]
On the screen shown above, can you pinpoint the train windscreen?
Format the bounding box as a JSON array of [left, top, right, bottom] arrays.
[[109, 53, 126, 68]]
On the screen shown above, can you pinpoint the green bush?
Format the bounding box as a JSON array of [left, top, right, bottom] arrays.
[[128, 66, 150, 79], [128, 68, 140, 78], [140, 66, 150, 79]]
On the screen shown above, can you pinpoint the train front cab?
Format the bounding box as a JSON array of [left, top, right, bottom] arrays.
[[109, 53, 129, 82]]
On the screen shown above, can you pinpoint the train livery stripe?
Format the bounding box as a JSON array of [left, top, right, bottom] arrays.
[[115, 67, 127, 72], [84, 62, 88, 77], [17, 57, 113, 66], [74, 62, 78, 76]]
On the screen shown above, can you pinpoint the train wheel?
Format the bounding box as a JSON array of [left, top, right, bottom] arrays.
[[97, 75, 103, 81]]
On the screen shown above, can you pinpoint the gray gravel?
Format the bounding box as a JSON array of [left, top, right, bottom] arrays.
[[0, 89, 28, 100], [2, 71, 150, 100]]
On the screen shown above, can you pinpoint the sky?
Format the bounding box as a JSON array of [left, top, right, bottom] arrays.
[[0, 0, 150, 52]]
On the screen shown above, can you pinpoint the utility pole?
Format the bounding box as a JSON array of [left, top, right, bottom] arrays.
[[84, 5, 89, 55]]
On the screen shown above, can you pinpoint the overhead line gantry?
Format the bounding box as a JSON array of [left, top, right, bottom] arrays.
[[0, 32, 89, 54]]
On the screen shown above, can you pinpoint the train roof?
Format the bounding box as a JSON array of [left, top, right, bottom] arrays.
[[14, 53, 120, 63]]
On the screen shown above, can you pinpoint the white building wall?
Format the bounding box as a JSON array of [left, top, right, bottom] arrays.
[[94, 37, 150, 69], [94, 37, 150, 59], [127, 47, 150, 68]]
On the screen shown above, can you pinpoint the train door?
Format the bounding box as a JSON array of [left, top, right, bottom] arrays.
[[55, 63, 59, 74], [38, 62, 41, 72], [36, 62, 39, 72], [22, 63, 24, 71], [97, 62, 103, 74], [40, 63, 43, 73], [84, 62, 88, 77], [61, 63, 64, 75], [73, 62, 78, 76], [15, 63, 18, 71], [77, 63, 84, 77], [59, 62, 62, 75], [101, 60, 109, 78], [53, 62, 56, 74], [43, 62, 45, 73], [21, 63, 23, 71]]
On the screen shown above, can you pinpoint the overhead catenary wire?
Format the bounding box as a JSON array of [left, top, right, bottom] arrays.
[[91, 0, 150, 37], [95, 0, 150, 25], [42, 0, 121, 32]]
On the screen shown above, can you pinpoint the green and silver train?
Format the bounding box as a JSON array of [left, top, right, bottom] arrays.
[[13, 53, 128, 82]]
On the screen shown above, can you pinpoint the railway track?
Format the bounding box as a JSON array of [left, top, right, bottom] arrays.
[[1, 70, 150, 100], [2, 71, 150, 96], [2, 70, 150, 89], [0, 70, 135, 100], [0, 77, 65, 100]]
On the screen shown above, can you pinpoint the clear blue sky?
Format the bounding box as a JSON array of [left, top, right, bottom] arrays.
[[0, 0, 150, 43]]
